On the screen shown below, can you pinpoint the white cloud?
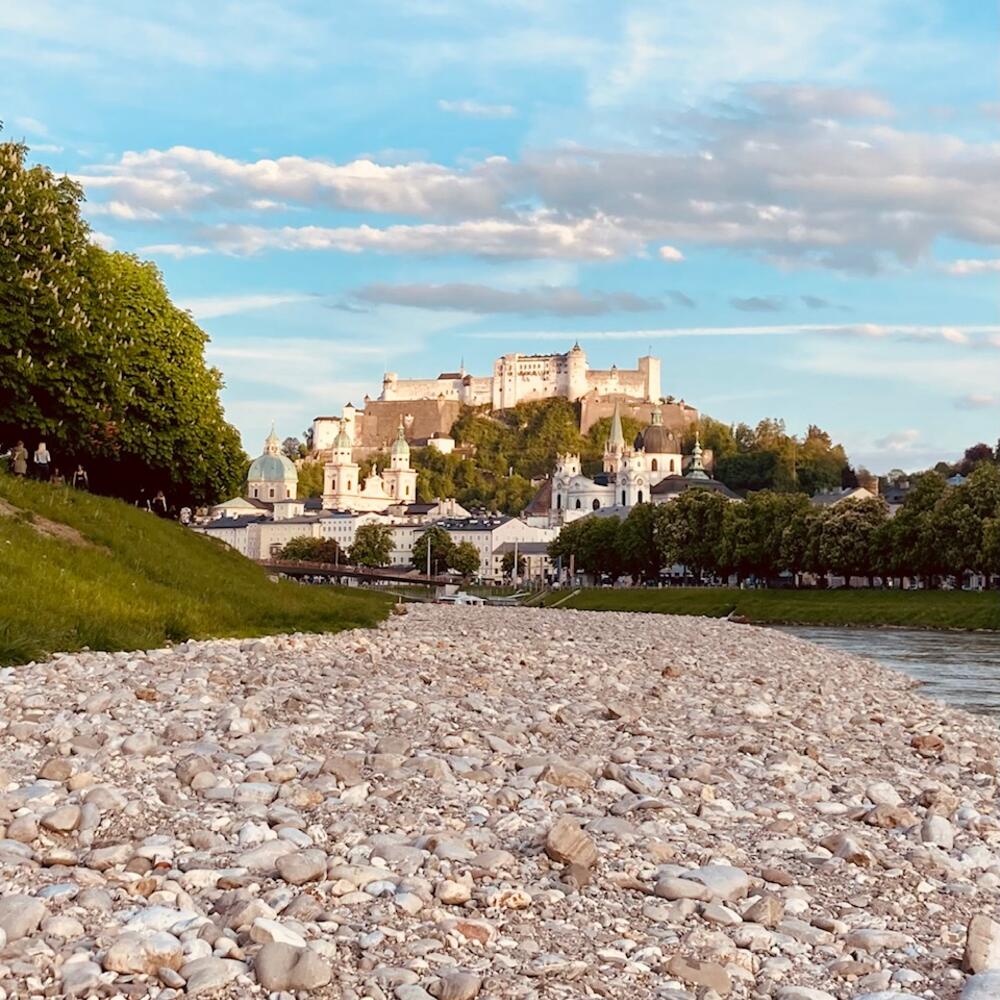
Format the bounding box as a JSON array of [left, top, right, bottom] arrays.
[[178, 293, 313, 320], [874, 429, 920, 452], [75, 98, 1000, 271], [354, 282, 661, 315], [30, 142, 64, 154], [957, 393, 1000, 410], [658, 245, 684, 262], [438, 99, 516, 119], [943, 258, 1000, 276], [137, 243, 211, 259], [89, 231, 116, 250], [203, 214, 642, 260], [13, 115, 49, 136]]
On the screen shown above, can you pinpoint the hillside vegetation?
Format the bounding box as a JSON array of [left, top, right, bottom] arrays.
[[541, 586, 1000, 630], [0, 476, 392, 665]]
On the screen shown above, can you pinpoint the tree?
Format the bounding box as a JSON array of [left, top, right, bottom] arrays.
[[817, 498, 887, 585], [412, 526, 455, 573], [278, 536, 341, 562], [658, 490, 728, 581], [781, 505, 823, 583], [618, 502, 669, 581], [884, 473, 947, 584], [501, 551, 527, 578], [0, 140, 246, 505], [721, 491, 810, 583], [297, 461, 324, 499], [349, 523, 393, 567], [282, 437, 303, 460], [960, 442, 995, 475], [449, 540, 481, 578], [548, 516, 623, 580]]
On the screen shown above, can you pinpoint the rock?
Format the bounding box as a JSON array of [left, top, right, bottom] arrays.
[[964, 914, 1000, 973], [865, 781, 902, 806], [39, 757, 73, 781], [103, 930, 184, 974], [430, 971, 483, 1000], [777, 990, 836, 1000], [122, 729, 158, 754], [250, 916, 307, 947], [40, 805, 81, 832], [681, 864, 750, 902], [436, 879, 472, 904], [844, 927, 911, 952], [744, 894, 784, 927], [654, 876, 710, 901], [254, 942, 333, 991], [963, 971, 1000, 1000], [61, 957, 103, 997], [6, 816, 38, 842], [0, 894, 46, 940], [182, 956, 246, 996], [922, 814, 955, 849], [544, 815, 598, 869], [539, 761, 592, 789], [276, 848, 326, 885], [665, 955, 731, 994]]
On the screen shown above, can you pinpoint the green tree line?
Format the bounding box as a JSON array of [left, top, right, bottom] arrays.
[[549, 464, 1000, 588], [0, 140, 245, 504]]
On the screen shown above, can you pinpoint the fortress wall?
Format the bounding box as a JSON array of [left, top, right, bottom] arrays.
[[579, 395, 699, 436], [383, 377, 463, 401], [355, 399, 462, 455]]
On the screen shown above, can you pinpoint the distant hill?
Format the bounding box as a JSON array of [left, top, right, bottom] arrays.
[[0, 476, 391, 665]]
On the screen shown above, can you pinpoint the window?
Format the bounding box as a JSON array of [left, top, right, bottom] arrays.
[[269, 487, 275, 499], [347, 480, 352, 490], [638, 490, 644, 504], [622, 490, 626, 505], [592, 499, 600, 510], [670, 459, 675, 472], [575, 498, 581, 509], [651, 459, 658, 471], [405, 486, 410, 496], [556, 494, 562, 509], [251, 487, 258, 498]]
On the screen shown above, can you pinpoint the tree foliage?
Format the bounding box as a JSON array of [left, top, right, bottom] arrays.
[[0, 140, 245, 504], [411, 525, 455, 573], [348, 523, 393, 567], [278, 536, 341, 563], [450, 540, 482, 577]]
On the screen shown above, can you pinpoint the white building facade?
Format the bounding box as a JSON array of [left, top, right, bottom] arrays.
[[380, 344, 661, 410]]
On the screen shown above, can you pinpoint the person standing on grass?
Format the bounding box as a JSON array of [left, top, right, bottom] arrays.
[[72, 464, 89, 489], [152, 490, 169, 517], [12, 441, 28, 477], [33, 441, 51, 481]]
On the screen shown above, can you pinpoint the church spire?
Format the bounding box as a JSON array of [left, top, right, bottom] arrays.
[[606, 400, 625, 453], [686, 431, 710, 480]]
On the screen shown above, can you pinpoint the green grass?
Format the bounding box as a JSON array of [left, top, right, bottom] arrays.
[[0, 476, 392, 665], [539, 586, 1000, 631]]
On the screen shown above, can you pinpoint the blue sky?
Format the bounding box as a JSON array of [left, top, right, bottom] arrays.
[[4, 0, 998, 472]]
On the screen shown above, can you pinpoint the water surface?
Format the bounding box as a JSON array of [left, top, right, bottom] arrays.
[[779, 626, 1000, 716]]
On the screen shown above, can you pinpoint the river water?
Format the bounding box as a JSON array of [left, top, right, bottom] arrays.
[[779, 626, 1000, 717]]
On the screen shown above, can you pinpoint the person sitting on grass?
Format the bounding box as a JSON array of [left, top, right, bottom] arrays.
[[50, 467, 66, 486]]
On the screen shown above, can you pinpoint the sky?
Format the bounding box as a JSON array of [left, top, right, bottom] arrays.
[[3, 0, 998, 473]]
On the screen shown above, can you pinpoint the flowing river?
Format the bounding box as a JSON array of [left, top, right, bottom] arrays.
[[779, 626, 1000, 717]]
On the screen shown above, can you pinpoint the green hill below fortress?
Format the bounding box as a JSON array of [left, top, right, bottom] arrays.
[[0, 476, 391, 666]]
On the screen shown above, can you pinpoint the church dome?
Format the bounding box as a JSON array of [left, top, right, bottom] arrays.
[[637, 403, 676, 454], [639, 425, 675, 453], [247, 427, 298, 484], [391, 425, 410, 459], [333, 426, 352, 450], [247, 452, 297, 484]]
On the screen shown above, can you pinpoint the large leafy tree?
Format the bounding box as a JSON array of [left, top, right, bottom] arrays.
[[618, 502, 669, 581], [721, 491, 811, 582], [817, 498, 887, 585], [412, 525, 455, 573], [278, 536, 341, 562], [658, 489, 728, 581], [349, 523, 393, 567], [0, 140, 245, 504], [449, 540, 481, 577]]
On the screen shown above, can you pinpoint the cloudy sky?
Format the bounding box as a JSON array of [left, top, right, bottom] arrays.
[[5, 0, 998, 471]]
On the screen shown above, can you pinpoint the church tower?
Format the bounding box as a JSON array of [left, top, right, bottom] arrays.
[[322, 424, 360, 508], [603, 400, 626, 473], [382, 420, 418, 502]]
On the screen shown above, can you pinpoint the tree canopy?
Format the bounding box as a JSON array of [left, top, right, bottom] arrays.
[[0, 140, 245, 504]]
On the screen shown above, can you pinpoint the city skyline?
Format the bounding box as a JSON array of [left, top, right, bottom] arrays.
[[4, 0, 998, 472]]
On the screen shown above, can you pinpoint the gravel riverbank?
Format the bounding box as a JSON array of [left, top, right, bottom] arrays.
[[2, 605, 999, 999]]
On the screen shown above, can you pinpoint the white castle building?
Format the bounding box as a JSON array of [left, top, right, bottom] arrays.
[[380, 343, 661, 409]]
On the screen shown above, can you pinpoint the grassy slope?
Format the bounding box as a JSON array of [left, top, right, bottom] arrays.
[[541, 587, 1000, 630], [0, 476, 392, 665]]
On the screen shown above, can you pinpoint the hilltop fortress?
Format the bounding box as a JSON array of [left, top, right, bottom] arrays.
[[311, 344, 696, 457], [381, 343, 660, 409]]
